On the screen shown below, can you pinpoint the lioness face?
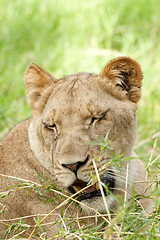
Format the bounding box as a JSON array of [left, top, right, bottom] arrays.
[[25, 57, 142, 213]]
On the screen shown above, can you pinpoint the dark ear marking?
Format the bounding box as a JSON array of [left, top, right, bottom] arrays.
[[116, 82, 129, 91], [116, 70, 132, 91]]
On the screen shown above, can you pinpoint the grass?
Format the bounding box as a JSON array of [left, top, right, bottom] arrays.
[[0, 0, 160, 239], [0, 145, 159, 239]]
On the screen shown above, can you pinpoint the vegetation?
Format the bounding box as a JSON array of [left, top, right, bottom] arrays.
[[0, 0, 159, 239]]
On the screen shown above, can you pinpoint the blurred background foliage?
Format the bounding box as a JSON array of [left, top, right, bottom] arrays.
[[0, 0, 160, 164]]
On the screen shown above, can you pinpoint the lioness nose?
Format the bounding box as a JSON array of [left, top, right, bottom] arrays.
[[62, 162, 79, 173], [62, 156, 89, 174]]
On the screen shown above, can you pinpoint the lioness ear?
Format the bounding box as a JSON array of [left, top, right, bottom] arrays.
[[100, 57, 143, 103], [24, 64, 56, 112]]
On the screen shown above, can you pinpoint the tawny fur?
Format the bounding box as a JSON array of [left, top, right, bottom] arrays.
[[0, 57, 152, 237]]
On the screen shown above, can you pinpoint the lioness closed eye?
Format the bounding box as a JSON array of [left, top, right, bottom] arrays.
[[0, 57, 152, 237]]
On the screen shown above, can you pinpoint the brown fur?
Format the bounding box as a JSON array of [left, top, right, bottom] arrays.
[[100, 56, 142, 103], [0, 57, 152, 237]]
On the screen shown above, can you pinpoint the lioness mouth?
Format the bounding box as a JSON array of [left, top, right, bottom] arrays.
[[68, 170, 115, 201]]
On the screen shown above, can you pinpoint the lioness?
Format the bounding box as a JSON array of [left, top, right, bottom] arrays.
[[0, 57, 152, 238]]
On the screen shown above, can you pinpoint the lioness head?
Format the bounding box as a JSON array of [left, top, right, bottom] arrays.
[[24, 57, 142, 213]]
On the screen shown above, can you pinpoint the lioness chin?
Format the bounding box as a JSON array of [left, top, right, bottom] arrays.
[[0, 56, 152, 238]]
